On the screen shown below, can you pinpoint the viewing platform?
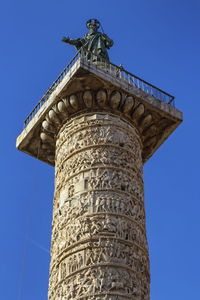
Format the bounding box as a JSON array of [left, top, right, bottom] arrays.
[[16, 51, 182, 165]]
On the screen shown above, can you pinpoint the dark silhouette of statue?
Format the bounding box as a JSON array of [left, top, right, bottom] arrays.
[[62, 19, 114, 62]]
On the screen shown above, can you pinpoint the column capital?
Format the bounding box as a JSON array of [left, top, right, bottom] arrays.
[[16, 58, 182, 166]]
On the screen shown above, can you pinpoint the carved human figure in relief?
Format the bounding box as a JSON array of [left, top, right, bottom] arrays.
[[62, 19, 114, 62]]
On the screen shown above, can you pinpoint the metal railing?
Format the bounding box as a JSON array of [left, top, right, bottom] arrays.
[[24, 50, 175, 127], [108, 62, 175, 105], [24, 51, 81, 127]]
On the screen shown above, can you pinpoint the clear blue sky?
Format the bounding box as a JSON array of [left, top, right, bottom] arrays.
[[1, 0, 199, 299]]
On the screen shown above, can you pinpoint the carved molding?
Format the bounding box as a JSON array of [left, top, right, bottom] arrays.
[[39, 88, 174, 165]]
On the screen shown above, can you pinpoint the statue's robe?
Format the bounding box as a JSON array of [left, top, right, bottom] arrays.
[[77, 32, 113, 62]]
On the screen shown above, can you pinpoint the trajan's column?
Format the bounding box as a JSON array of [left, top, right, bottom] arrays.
[[16, 19, 182, 300]]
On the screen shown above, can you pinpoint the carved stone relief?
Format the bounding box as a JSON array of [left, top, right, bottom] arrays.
[[48, 113, 150, 300]]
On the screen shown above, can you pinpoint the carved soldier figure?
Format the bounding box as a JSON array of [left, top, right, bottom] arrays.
[[62, 19, 114, 62]]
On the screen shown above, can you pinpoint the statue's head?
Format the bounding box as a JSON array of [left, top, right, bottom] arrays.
[[86, 19, 100, 33]]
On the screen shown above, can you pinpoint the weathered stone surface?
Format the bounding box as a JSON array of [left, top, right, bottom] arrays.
[[49, 113, 149, 300]]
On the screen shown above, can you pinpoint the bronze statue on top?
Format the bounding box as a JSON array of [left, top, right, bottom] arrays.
[[62, 19, 114, 62]]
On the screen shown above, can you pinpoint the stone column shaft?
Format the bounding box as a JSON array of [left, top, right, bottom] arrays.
[[49, 113, 150, 300]]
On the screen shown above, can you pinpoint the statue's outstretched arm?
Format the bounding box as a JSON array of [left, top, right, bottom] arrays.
[[62, 36, 82, 48]]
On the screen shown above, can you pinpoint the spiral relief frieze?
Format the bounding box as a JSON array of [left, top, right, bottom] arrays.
[[48, 112, 150, 300]]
